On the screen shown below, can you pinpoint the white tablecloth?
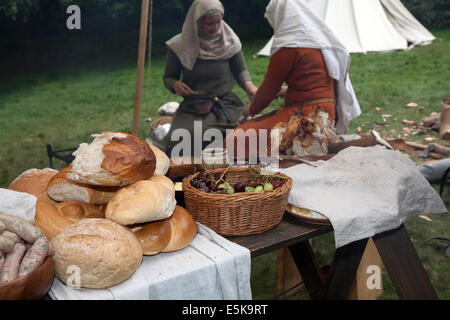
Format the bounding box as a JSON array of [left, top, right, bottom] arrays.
[[0, 189, 36, 223], [49, 223, 252, 300], [278, 146, 447, 248]]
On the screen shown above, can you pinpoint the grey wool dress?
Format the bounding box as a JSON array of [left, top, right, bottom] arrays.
[[161, 48, 252, 157]]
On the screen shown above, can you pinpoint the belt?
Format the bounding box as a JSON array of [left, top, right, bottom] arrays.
[[285, 97, 335, 107]]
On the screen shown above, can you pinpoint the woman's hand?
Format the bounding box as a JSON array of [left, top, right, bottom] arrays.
[[244, 81, 258, 101], [173, 81, 194, 97], [237, 106, 256, 125], [276, 85, 288, 98]]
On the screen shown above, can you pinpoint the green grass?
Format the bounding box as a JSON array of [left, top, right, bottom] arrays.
[[0, 29, 449, 300]]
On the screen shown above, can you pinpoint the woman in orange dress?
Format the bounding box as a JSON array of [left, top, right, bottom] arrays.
[[224, 0, 361, 160]]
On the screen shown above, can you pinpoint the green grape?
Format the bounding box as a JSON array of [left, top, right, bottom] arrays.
[[254, 186, 264, 193], [263, 183, 274, 191], [245, 186, 255, 192]]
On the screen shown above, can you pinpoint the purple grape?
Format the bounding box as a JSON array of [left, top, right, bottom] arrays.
[[197, 181, 207, 189], [272, 180, 284, 189], [234, 183, 246, 193], [190, 179, 200, 188], [197, 172, 208, 180], [210, 184, 219, 192]]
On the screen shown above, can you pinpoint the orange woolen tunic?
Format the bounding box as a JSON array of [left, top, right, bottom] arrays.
[[225, 47, 335, 158]]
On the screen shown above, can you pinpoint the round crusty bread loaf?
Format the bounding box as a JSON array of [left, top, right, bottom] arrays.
[[133, 206, 197, 255], [105, 174, 176, 225], [51, 218, 143, 289], [147, 143, 170, 176], [8, 168, 58, 203], [48, 165, 119, 204], [67, 131, 156, 187], [35, 200, 105, 240]]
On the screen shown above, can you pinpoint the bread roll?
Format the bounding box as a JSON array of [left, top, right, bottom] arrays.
[[67, 131, 156, 187], [51, 218, 143, 289], [8, 168, 58, 203], [48, 165, 119, 204], [162, 206, 198, 252], [133, 206, 197, 255], [35, 200, 104, 240], [105, 174, 176, 225], [56, 201, 105, 220], [133, 219, 172, 255], [148, 143, 170, 175]]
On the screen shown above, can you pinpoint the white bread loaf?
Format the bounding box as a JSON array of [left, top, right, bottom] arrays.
[[147, 143, 170, 175], [35, 200, 104, 240], [47, 165, 119, 204], [133, 206, 197, 255], [67, 131, 156, 187], [105, 174, 176, 225], [8, 168, 58, 203], [51, 218, 143, 289]]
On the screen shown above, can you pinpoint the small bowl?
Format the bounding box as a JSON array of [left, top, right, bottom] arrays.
[[0, 256, 54, 300], [200, 147, 229, 171]]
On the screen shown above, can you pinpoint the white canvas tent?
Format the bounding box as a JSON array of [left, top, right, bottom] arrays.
[[258, 0, 435, 55]]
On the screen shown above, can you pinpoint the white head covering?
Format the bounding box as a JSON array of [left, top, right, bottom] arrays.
[[166, 0, 242, 71], [265, 0, 361, 134]]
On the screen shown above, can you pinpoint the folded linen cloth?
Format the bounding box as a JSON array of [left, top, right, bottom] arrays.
[[49, 223, 251, 300], [0, 188, 37, 223], [278, 146, 447, 248]]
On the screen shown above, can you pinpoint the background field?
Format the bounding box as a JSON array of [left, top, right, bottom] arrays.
[[0, 25, 449, 299]]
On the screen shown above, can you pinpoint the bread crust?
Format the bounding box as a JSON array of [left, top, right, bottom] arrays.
[[105, 174, 176, 225], [50, 218, 143, 289], [147, 143, 170, 175], [162, 206, 198, 252], [132, 206, 197, 255], [48, 165, 119, 204], [8, 168, 58, 203], [67, 132, 156, 187], [101, 133, 156, 184], [35, 200, 105, 240], [133, 219, 172, 255]]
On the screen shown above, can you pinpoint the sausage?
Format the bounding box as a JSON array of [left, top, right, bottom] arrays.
[[0, 220, 5, 233], [0, 252, 4, 271], [0, 214, 43, 243], [0, 234, 15, 253], [1, 231, 21, 244], [18, 237, 49, 277], [47, 241, 55, 256], [0, 242, 27, 283]]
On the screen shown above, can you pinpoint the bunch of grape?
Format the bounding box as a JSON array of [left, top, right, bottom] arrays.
[[189, 170, 285, 194]]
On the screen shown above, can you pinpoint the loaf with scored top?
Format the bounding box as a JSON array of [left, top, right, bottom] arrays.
[[67, 131, 156, 187]]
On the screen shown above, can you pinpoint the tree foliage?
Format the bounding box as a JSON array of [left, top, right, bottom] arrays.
[[402, 0, 450, 30], [0, 0, 448, 38]]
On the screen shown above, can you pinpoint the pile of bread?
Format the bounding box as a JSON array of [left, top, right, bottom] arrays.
[[7, 131, 198, 290], [271, 108, 340, 156]]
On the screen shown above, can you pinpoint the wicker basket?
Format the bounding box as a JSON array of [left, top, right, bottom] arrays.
[[182, 167, 292, 236]]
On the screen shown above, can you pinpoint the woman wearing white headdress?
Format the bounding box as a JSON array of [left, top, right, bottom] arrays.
[[161, 0, 258, 157], [225, 0, 361, 158]]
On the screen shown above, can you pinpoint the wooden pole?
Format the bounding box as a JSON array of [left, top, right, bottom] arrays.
[[132, 0, 150, 136], [147, 0, 154, 118]]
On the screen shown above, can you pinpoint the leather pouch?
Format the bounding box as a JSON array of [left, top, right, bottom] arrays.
[[195, 101, 214, 115]]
